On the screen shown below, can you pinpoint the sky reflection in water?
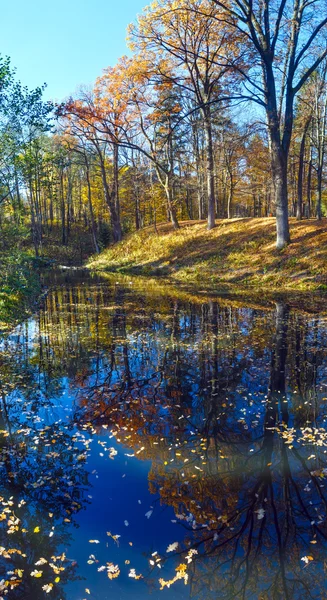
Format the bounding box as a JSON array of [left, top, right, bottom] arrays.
[[1, 271, 327, 599]]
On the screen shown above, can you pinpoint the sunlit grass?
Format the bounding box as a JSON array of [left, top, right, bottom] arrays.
[[88, 218, 327, 292]]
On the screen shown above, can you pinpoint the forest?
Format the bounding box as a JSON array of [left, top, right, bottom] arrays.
[[1, 0, 327, 301]]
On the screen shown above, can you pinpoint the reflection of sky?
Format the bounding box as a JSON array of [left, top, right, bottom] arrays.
[[66, 438, 187, 600], [3, 275, 327, 598]]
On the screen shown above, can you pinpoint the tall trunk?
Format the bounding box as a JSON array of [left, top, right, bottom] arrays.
[[66, 174, 72, 240], [227, 188, 233, 219], [111, 214, 123, 243], [307, 147, 313, 217], [155, 165, 180, 230], [316, 96, 327, 221], [270, 137, 290, 249], [99, 157, 122, 243], [60, 171, 67, 246], [296, 120, 310, 220], [14, 169, 22, 224], [113, 143, 120, 224], [203, 112, 216, 230], [192, 119, 204, 220], [316, 165, 323, 220], [85, 160, 99, 254], [258, 195, 262, 217], [30, 201, 39, 257], [227, 172, 234, 219], [49, 189, 54, 231], [164, 182, 180, 229], [135, 193, 140, 230], [266, 63, 291, 249], [307, 147, 312, 219], [290, 156, 296, 217], [252, 193, 256, 217]]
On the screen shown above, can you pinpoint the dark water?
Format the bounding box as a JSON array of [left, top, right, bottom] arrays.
[[1, 271, 327, 599]]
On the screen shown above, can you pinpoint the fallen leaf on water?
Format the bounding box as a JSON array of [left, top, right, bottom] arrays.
[[42, 583, 53, 593], [301, 556, 314, 566]]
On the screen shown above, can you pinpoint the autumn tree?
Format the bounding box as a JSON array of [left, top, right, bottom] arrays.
[[59, 91, 123, 242], [129, 0, 244, 230], [210, 0, 327, 247], [94, 56, 184, 228]]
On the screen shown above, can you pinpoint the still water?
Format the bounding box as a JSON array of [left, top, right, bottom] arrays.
[[1, 270, 327, 599]]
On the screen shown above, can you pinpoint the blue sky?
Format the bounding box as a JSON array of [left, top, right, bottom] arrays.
[[2, 0, 146, 101]]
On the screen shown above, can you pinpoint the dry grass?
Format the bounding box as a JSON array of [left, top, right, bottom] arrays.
[[87, 218, 327, 292]]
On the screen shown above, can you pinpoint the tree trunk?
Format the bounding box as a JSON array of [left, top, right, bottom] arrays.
[[270, 140, 290, 249], [155, 165, 180, 230], [307, 147, 313, 217], [192, 120, 204, 220], [296, 121, 310, 220], [135, 195, 140, 230], [99, 157, 122, 243], [85, 161, 99, 254], [164, 183, 180, 229], [60, 171, 67, 246], [316, 165, 323, 220], [227, 173, 234, 219], [203, 113, 216, 230], [265, 62, 291, 248], [113, 143, 121, 225]]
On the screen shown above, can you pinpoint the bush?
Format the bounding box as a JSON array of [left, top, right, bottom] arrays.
[[0, 250, 41, 330]]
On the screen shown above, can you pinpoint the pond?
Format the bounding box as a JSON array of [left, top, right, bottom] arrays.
[[1, 270, 327, 599]]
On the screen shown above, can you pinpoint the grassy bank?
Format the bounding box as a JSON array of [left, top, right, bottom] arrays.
[[87, 218, 327, 292]]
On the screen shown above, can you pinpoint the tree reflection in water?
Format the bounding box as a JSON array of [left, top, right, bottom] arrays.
[[1, 272, 327, 598]]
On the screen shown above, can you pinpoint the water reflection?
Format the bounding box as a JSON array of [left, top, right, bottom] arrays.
[[0, 332, 90, 598], [1, 272, 327, 598]]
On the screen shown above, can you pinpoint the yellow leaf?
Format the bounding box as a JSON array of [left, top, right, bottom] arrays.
[[54, 577, 60, 583], [34, 526, 40, 533]]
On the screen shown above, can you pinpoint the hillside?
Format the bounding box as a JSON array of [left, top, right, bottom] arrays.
[[87, 218, 327, 292]]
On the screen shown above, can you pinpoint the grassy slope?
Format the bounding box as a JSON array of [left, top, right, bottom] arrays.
[[87, 218, 327, 292]]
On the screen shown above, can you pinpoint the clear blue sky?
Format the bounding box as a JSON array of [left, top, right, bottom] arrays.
[[2, 0, 147, 101]]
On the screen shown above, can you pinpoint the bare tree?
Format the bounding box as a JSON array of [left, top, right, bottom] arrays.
[[210, 0, 327, 247]]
